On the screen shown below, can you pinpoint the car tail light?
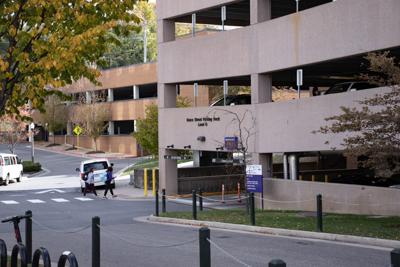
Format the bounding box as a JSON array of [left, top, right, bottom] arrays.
[[0, 158, 3, 166], [81, 173, 85, 179]]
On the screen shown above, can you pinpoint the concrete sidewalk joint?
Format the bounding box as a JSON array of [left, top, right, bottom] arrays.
[[148, 215, 400, 249]]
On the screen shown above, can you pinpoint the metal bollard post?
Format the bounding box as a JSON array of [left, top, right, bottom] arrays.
[[245, 192, 250, 215], [391, 248, 400, 267], [250, 192, 256, 226], [25, 210, 32, 264], [155, 190, 159, 217], [316, 194, 323, 232], [269, 259, 286, 267], [152, 168, 156, 196], [162, 189, 166, 213], [199, 189, 203, 211], [92, 216, 100, 267], [192, 190, 197, 220], [199, 227, 211, 267], [144, 168, 148, 197]]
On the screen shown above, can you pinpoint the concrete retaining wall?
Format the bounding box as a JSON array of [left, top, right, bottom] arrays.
[[263, 178, 400, 216]]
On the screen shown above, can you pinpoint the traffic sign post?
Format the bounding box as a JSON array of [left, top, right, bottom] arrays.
[[246, 165, 264, 210], [297, 69, 303, 99], [73, 126, 83, 148]]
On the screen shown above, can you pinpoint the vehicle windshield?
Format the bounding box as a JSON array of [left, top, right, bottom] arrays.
[[212, 95, 251, 106], [325, 84, 349, 94], [83, 161, 108, 173]]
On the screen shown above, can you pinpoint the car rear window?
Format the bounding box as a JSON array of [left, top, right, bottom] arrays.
[[83, 161, 108, 172]]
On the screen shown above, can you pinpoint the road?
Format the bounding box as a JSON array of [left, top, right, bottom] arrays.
[[0, 144, 392, 266], [0, 143, 137, 191]]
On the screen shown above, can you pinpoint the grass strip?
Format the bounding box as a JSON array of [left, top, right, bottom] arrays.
[[162, 209, 400, 240]]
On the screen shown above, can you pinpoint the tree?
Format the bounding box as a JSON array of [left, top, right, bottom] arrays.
[[0, 106, 30, 153], [318, 52, 400, 178], [134, 103, 158, 156], [37, 95, 68, 145], [0, 0, 140, 116], [71, 92, 110, 152], [103, 1, 157, 68], [134, 97, 191, 157]]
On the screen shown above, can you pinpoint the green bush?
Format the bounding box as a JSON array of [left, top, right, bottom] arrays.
[[22, 161, 42, 173]]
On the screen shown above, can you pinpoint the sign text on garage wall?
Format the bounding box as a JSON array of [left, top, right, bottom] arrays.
[[186, 116, 220, 127]]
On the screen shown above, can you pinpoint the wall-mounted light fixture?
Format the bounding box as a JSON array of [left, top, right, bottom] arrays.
[[166, 144, 174, 148], [216, 146, 224, 151], [197, 136, 206, 142], [184, 145, 191, 149]]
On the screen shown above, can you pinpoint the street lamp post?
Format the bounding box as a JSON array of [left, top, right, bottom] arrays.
[[30, 123, 35, 163]]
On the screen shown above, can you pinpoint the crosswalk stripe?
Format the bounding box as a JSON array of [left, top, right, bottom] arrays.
[[74, 197, 93, 201], [51, 198, 69, 203], [27, 199, 46, 204], [1, 200, 19, 204]]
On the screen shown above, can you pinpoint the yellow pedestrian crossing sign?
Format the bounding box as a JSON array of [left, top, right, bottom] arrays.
[[73, 126, 83, 136]]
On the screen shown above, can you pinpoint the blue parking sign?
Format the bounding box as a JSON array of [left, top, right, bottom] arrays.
[[246, 165, 263, 193]]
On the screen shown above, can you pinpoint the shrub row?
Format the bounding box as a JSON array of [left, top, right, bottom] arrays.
[[22, 161, 42, 173]]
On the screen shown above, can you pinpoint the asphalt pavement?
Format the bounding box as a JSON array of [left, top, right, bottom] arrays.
[[0, 143, 138, 191], [0, 144, 393, 266]]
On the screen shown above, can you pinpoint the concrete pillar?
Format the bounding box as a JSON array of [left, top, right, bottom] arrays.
[[107, 89, 113, 102], [133, 85, 139, 100], [288, 154, 299, 180], [66, 122, 73, 136], [252, 153, 273, 178], [283, 153, 289, 180], [159, 149, 178, 195], [250, 0, 271, 25], [85, 91, 91, 104], [158, 19, 175, 43], [193, 151, 201, 167], [251, 73, 272, 104], [133, 120, 137, 133], [108, 121, 114, 136], [158, 83, 176, 108]]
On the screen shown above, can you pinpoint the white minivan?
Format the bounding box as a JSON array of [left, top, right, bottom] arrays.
[[76, 158, 114, 192], [0, 153, 23, 186]]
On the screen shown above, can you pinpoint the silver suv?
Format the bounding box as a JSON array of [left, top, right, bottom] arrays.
[[324, 82, 376, 95]]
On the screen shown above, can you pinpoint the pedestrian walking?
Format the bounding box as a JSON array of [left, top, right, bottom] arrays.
[[103, 166, 116, 198], [84, 168, 97, 196]]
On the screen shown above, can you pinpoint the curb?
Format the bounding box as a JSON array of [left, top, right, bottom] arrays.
[[35, 145, 135, 160], [148, 215, 400, 249], [27, 167, 50, 178]]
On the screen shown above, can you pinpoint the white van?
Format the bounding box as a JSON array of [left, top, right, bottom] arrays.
[[76, 158, 114, 192], [0, 153, 23, 186]]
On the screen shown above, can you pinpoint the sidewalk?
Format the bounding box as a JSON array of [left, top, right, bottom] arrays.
[[35, 141, 135, 159]]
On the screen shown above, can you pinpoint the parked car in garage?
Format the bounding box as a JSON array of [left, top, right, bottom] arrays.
[[210, 94, 251, 106], [76, 159, 114, 192], [323, 82, 377, 95], [0, 153, 23, 186]]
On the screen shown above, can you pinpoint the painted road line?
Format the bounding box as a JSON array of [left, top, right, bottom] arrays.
[[35, 189, 66, 194], [1, 200, 19, 204], [27, 199, 46, 204], [74, 197, 93, 202], [51, 198, 69, 203]]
